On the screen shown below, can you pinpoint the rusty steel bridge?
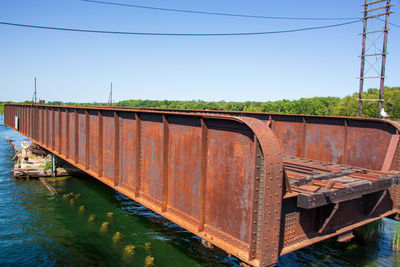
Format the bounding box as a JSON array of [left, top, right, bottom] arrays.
[[4, 104, 400, 266]]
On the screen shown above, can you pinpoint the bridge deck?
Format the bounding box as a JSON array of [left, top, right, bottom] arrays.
[[283, 156, 399, 209]]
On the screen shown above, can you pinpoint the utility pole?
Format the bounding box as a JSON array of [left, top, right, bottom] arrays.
[[32, 77, 38, 105], [108, 82, 113, 106], [358, 0, 394, 118]]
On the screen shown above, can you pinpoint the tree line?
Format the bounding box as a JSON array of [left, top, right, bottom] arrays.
[[2, 87, 399, 118]]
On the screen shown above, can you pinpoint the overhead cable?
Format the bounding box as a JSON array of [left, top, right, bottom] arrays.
[[81, 0, 359, 21], [376, 18, 400, 28], [0, 20, 361, 36]]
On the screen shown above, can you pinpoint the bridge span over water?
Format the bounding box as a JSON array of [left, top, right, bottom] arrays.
[[4, 104, 400, 266]]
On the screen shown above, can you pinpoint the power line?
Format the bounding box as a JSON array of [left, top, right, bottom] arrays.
[[389, 22, 400, 27], [0, 20, 360, 37], [376, 18, 400, 28], [81, 0, 359, 21]]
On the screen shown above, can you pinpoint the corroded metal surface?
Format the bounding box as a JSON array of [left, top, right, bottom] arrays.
[[4, 104, 400, 267], [141, 108, 400, 171]]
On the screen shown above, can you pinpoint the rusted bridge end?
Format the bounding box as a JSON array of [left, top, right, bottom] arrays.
[[277, 119, 400, 257], [238, 117, 284, 266]]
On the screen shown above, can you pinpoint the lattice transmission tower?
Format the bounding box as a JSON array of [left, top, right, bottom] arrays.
[[32, 77, 38, 104], [358, 0, 394, 118], [108, 82, 113, 106]]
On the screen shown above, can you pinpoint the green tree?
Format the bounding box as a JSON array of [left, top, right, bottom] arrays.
[[384, 87, 400, 118], [334, 95, 358, 116]]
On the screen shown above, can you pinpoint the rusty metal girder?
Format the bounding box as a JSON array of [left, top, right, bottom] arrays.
[[4, 104, 285, 266], [4, 104, 400, 267]]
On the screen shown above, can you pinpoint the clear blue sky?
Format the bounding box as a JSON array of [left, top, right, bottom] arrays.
[[0, 0, 399, 103]]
